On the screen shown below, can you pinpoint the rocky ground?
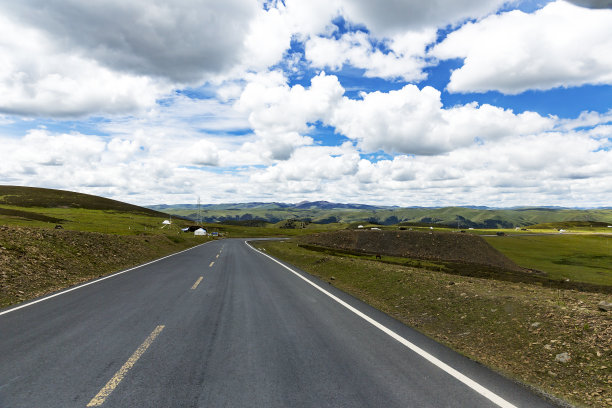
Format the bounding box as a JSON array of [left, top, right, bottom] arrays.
[[0, 225, 203, 307]]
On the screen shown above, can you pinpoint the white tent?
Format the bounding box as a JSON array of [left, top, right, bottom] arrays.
[[162, 220, 171, 225], [194, 228, 207, 236]]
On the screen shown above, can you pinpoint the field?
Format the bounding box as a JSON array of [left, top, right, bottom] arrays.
[[253, 240, 611, 408], [0, 185, 184, 235], [299, 229, 612, 293], [485, 234, 612, 286]]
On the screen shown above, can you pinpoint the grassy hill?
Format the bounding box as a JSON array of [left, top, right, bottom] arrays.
[[152, 202, 612, 229], [0, 185, 180, 234], [1, 185, 164, 215], [0, 186, 209, 308]]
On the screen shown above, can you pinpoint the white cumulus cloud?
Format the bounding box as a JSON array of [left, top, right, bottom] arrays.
[[328, 85, 554, 155], [432, 1, 612, 94], [305, 29, 436, 81], [0, 15, 167, 117], [235, 71, 344, 160], [1, 0, 257, 83]]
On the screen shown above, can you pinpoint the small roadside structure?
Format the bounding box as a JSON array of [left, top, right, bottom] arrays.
[[194, 228, 207, 236]]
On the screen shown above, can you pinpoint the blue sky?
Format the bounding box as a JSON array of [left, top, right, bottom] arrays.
[[0, 0, 611, 207]]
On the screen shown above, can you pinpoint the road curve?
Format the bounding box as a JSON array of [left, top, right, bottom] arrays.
[[0, 239, 561, 407]]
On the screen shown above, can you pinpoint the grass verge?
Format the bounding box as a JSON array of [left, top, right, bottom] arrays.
[[0, 225, 209, 308], [254, 240, 612, 408]]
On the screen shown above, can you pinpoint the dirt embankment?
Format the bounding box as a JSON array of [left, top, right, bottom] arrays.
[[301, 230, 523, 271], [0, 225, 201, 307]]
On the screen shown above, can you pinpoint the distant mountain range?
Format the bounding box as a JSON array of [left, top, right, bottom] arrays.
[[147, 201, 612, 228], [150, 201, 393, 211]]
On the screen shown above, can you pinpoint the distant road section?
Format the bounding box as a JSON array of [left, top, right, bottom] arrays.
[[0, 239, 559, 407]]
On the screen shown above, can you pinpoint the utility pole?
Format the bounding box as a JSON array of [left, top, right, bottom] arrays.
[[197, 195, 201, 225]]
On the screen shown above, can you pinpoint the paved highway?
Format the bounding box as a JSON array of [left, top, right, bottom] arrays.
[[0, 239, 561, 407]]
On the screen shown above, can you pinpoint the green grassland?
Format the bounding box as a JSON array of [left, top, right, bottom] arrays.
[[309, 222, 612, 288], [0, 185, 164, 214], [485, 234, 612, 286], [0, 205, 179, 235], [0, 185, 185, 235]]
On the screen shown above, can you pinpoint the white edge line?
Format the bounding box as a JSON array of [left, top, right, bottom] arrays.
[[245, 240, 517, 408], [0, 241, 212, 317]]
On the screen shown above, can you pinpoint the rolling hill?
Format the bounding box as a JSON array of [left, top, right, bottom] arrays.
[[0, 185, 165, 215], [0, 185, 180, 234], [150, 201, 612, 229], [0, 185, 207, 308]]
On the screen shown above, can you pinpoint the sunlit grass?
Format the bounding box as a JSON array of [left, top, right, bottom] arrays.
[[485, 234, 612, 285]]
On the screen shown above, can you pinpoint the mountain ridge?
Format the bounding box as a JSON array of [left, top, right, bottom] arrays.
[[149, 202, 612, 228]]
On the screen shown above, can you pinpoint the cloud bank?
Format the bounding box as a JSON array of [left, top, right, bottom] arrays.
[[0, 0, 611, 207], [433, 1, 612, 94]]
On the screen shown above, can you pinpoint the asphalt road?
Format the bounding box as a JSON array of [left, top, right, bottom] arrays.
[[0, 239, 562, 407]]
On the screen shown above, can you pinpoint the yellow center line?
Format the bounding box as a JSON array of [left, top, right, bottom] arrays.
[[209, 261, 215, 267], [87, 325, 165, 407], [191, 276, 203, 290]]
